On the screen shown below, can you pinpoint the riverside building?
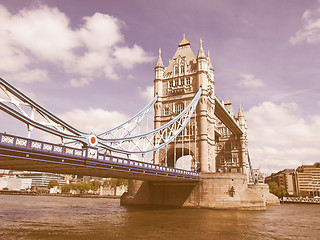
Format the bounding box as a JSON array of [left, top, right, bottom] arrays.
[[266, 163, 320, 197]]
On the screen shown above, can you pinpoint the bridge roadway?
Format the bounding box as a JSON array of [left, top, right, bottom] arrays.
[[0, 133, 199, 182]]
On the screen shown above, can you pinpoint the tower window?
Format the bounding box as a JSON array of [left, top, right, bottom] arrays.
[[180, 66, 185, 74], [174, 103, 184, 114], [175, 66, 179, 76], [232, 154, 238, 163], [164, 107, 170, 116]]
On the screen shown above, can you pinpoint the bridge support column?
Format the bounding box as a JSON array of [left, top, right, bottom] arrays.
[[121, 173, 279, 210], [198, 94, 209, 173], [120, 179, 150, 205]]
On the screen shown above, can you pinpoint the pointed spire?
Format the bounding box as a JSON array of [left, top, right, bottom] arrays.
[[155, 48, 164, 68], [207, 50, 214, 70], [225, 97, 231, 105], [197, 38, 206, 59], [238, 104, 245, 117], [179, 33, 190, 47]]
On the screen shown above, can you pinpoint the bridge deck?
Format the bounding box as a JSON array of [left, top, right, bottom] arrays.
[[0, 133, 199, 182]]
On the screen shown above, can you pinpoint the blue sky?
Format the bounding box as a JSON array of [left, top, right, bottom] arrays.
[[0, 0, 320, 174]]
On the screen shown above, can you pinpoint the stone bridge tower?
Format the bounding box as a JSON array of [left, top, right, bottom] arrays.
[[154, 35, 216, 173], [154, 35, 250, 176], [121, 36, 279, 209]]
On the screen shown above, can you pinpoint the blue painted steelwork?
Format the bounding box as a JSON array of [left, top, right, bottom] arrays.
[[98, 95, 158, 138], [0, 76, 201, 156], [97, 88, 202, 154], [0, 132, 199, 181], [0, 77, 84, 135]]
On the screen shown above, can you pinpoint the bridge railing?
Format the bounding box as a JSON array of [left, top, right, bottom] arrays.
[[0, 133, 199, 179]]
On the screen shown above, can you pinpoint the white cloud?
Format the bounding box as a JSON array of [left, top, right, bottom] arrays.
[[139, 86, 154, 102], [113, 44, 155, 69], [59, 108, 129, 134], [9, 5, 78, 63], [290, 6, 320, 45], [7, 69, 49, 83], [70, 78, 91, 88], [246, 101, 320, 174], [78, 13, 123, 51], [0, 4, 154, 85], [238, 73, 264, 88]]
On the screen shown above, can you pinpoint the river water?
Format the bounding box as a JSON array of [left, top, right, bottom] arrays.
[[0, 195, 319, 240]]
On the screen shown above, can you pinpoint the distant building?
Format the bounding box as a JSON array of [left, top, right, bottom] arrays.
[[0, 177, 32, 190], [252, 169, 265, 184], [18, 172, 66, 189], [266, 163, 320, 197], [265, 169, 295, 196], [294, 163, 320, 197]]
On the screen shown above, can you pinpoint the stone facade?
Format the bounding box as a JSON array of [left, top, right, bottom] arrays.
[[154, 36, 250, 178], [121, 173, 279, 210]]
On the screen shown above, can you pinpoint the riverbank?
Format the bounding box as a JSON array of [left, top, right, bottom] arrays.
[[0, 190, 121, 198]]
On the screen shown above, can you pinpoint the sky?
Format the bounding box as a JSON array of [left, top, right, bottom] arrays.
[[0, 0, 320, 175]]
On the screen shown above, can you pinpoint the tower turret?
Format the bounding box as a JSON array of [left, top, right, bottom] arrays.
[[155, 48, 164, 80], [238, 104, 250, 181], [197, 38, 206, 59], [238, 104, 247, 130]]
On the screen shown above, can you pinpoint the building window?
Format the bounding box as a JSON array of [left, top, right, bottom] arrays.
[[180, 78, 184, 85], [174, 103, 184, 114], [164, 107, 170, 116], [180, 66, 185, 74], [174, 79, 179, 86], [186, 77, 191, 85], [232, 154, 238, 163], [175, 66, 179, 76], [168, 81, 173, 88]]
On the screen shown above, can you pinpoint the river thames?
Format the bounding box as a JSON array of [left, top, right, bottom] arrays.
[[0, 195, 319, 240]]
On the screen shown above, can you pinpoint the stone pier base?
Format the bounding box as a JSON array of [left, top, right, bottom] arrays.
[[121, 173, 279, 210]]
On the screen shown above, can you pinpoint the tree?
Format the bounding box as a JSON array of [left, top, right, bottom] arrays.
[[275, 185, 287, 198], [268, 182, 287, 198], [104, 178, 128, 196], [61, 183, 71, 194], [47, 180, 59, 189], [90, 180, 101, 192], [76, 181, 90, 194]]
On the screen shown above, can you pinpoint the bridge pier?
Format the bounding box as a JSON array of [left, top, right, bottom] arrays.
[[121, 173, 279, 210]]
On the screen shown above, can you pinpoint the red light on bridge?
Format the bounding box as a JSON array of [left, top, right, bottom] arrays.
[[87, 134, 98, 147]]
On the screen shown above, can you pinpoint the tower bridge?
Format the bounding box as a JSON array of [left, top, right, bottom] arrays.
[[0, 36, 279, 209], [153, 36, 249, 176]]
